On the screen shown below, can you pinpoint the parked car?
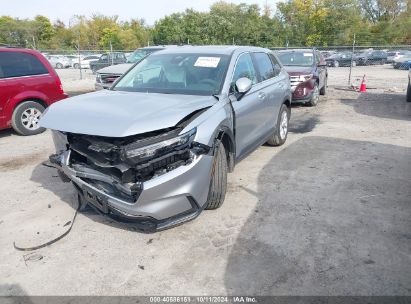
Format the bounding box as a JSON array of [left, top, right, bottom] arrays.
[[393, 53, 411, 69], [0, 48, 68, 135], [66, 55, 83, 69], [407, 68, 411, 103], [356, 50, 388, 65], [277, 48, 327, 106], [40, 46, 292, 231], [47, 55, 71, 69], [75, 55, 101, 69], [95, 46, 170, 90], [387, 51, 411, 64], [89, 52, 127, 73], [325, 52, 357, 67], [320, 50, 336, 59]]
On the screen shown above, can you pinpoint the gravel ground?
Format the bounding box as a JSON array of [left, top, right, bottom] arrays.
[[0, 72, 410, 296]]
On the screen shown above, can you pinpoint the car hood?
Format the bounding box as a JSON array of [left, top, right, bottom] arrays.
[[40, 90, 217, 137], [283, 66, 314, 76], [97, 63, 134, 74]]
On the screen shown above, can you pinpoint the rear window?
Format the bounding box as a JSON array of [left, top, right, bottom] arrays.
[[0, 51, 48, 79]]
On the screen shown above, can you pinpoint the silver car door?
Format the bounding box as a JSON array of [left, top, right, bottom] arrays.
[[230, 52, 273, 159]]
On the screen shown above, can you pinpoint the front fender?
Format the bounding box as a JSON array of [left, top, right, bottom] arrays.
[[181, 99, 234, 147]]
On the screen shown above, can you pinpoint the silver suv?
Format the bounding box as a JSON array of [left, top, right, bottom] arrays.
[[40, 46, 291, 231]]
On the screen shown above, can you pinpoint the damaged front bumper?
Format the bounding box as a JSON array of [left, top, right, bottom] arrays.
[[50, 130, 214, 232]]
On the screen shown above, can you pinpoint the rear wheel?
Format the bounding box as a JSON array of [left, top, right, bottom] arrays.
[[204, 141, 228, 210], [73, 63, 79, 69], [266, 104, 290, 147], [56, 63, 63, 69], [308, 84, 320, 107], [11, 101, 46, 136]]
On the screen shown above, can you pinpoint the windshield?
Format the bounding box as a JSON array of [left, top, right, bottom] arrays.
[[277, 51, 314, 66], [113, 53, 230, 96], [127, 49, 155, 63]]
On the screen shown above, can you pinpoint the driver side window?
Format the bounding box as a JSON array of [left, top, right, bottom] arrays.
[[231, 53, 257, 92]]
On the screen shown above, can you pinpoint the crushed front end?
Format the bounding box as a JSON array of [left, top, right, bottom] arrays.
[[49, 127, 213, 232]]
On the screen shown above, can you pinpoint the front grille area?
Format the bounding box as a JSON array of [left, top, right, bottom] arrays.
[[67, 132, 192, 187], [100, 73, 121, 85]]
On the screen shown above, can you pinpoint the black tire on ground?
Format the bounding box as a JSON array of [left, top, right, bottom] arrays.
[[56, 63, 63, 69], [11, 101, 46, 136], [73, 63, 79, 69], [307, 84, 320, 107], [407, 81, 411, 103], [204, 140, 228, 210], [266, 103, 290, 147], [320, 77, 327, 96]]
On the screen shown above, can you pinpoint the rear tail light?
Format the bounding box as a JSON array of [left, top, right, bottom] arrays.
[[55, 77, 65, 94]]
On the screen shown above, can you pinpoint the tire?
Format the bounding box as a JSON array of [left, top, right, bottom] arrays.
[[334, 61, 339, 67], [266, 103, 290, 147], [204, 141, 228, 210], [56, 63, 63, 69], [407, 81, 411, 103], [320, 77, 327, 96], [307, 84, 320, 107], [73, 63, 79, 69], [11, 101, 46, 136]]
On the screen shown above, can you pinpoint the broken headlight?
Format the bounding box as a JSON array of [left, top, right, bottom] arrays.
[[122, 128, 196, 164]]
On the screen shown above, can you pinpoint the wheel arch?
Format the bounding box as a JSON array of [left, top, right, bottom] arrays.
[[216, 127, 235, 173]]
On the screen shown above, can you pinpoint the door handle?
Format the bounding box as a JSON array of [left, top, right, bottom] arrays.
[[258, 92, 266, 100]]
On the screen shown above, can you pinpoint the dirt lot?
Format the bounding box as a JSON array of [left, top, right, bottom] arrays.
[[0, 67, 410, 296]]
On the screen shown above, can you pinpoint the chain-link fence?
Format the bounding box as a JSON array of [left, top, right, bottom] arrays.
[[41, 45, 411, 94]]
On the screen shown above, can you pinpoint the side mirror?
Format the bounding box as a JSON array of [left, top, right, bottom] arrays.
[[235, 77, 252, 94]]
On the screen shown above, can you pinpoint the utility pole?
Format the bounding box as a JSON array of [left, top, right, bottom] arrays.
[[348, 33, 356, 86], [110, 41, 113, 65]]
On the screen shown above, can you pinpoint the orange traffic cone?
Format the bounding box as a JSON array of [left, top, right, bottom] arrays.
[[359, 75, 367, 92]]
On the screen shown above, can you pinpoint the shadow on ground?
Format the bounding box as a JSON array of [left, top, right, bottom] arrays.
[[29, 164, 147, 233], [341, 92, 411, 121], [224, 136, 411, 295], [0, 129, 14, 139]]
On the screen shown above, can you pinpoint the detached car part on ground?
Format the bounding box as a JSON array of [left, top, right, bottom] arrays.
[[40, 46, 292, 231], [276, 49, 327, 106]]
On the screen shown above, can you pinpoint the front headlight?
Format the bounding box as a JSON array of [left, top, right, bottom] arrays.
[[299, 74, 313, 82], [96, 73, 102, 83], [122, 128, 196, 164]]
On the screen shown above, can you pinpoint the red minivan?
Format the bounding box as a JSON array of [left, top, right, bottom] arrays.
[[0, 47, 68, 135]]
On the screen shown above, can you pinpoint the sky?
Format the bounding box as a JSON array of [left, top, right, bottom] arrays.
[[1, 0, 278, 26]]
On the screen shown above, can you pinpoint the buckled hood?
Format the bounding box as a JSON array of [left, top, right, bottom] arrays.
[[40, 90, 217, 137]]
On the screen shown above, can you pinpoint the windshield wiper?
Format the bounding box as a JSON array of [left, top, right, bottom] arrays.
[[212, 94, 220, 101]]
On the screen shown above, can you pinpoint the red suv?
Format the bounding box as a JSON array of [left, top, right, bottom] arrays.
[[0, 47, 68, 135]]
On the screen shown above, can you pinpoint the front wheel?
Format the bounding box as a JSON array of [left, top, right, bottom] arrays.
[[320, 77, 327, 96], [204, 141, 228, 210], [56, 63, 63, 69], [11, 101, 46, 136], [73, 63, 79, 69], [308, 84, 320, 107], [266, 104, 290, 147]]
